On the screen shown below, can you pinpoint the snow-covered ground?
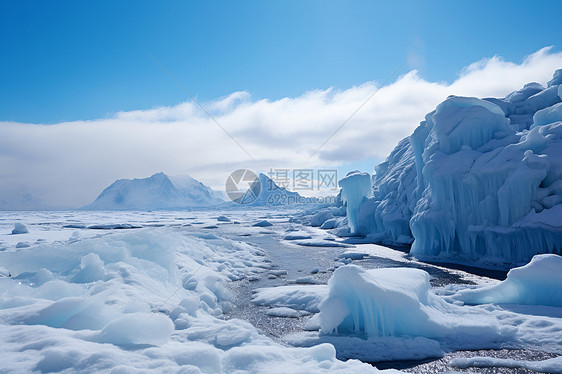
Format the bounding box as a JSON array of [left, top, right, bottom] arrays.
[[0, 209, 560, 373]]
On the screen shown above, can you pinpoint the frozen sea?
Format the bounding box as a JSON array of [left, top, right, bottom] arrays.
[[0, 209, 560, 373]]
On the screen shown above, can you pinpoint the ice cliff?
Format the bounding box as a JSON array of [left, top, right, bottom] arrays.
[[341, 70, 562, 267]]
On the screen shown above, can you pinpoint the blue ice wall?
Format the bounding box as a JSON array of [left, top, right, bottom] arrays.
[[340, 70, 562, 267]]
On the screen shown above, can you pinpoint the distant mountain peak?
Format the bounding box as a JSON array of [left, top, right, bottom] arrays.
[[84, 172, 224, 210]]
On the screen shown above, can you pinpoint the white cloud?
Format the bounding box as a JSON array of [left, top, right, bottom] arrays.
[[1, 47, 561, 207]]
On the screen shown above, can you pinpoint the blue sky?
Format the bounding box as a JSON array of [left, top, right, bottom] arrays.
[[2, 1, 562, 206], [2, 0, 561, 123]]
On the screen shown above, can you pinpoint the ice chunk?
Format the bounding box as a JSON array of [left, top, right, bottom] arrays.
[[283, 234, 313, 241], [532, 102, 562, 128], [320, 218, 337, 229], [11, 223, 28, 234], [71, 253, 105, 283], [266, 307, 311, 317], [338, 252, 368, 260], [318, 265, 504, 342], [506, 83, 544, 103], [547, 68, 562, 87], [216, 215, 231, 222], [451, 356, 562, 373], [0, 266, 10, 278], [338, 171, 371, 234], [455, 254, 562, 307], [252, 220, 273, 227], [424, 96, 512, 155], [310, 210, 334, 227], [295, 276, 319, 284]]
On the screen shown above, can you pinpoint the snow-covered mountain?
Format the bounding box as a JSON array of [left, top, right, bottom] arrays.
[[339, 69, 562, 267], [84, 172, 224, 210], [168, 174, 226, 205], [250, 173, 307, 205], [0, 186, 52, 211]]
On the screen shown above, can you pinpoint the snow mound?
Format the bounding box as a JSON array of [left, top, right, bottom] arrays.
[[341, 70, 562, 267], [320, 218, 338, 229], [310, 206, 343, 227], [97, 312, 174, 346], [252, 220, 273, 227], [11, 223, 28, 234], [455, 254, 562, 306]]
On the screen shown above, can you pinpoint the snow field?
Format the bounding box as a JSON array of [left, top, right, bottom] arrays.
[[0, 227, 391, 373]]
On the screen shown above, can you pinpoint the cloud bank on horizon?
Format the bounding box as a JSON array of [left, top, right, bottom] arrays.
[[1, 47, 562, 207]]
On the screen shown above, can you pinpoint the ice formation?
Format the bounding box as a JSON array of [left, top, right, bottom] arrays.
[[252, 220, 273, 227], [317, 265, 503, 342], [338, 171, 372, 234], [455, 254, 562, 306], [451, 355, 562, 373], [260, 255, 562, 361], [340, 70, 562, 266], [11, 223, 28, 234]]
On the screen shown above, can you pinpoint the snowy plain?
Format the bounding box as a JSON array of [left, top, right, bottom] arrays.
[[0, 209, 560, 373]]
